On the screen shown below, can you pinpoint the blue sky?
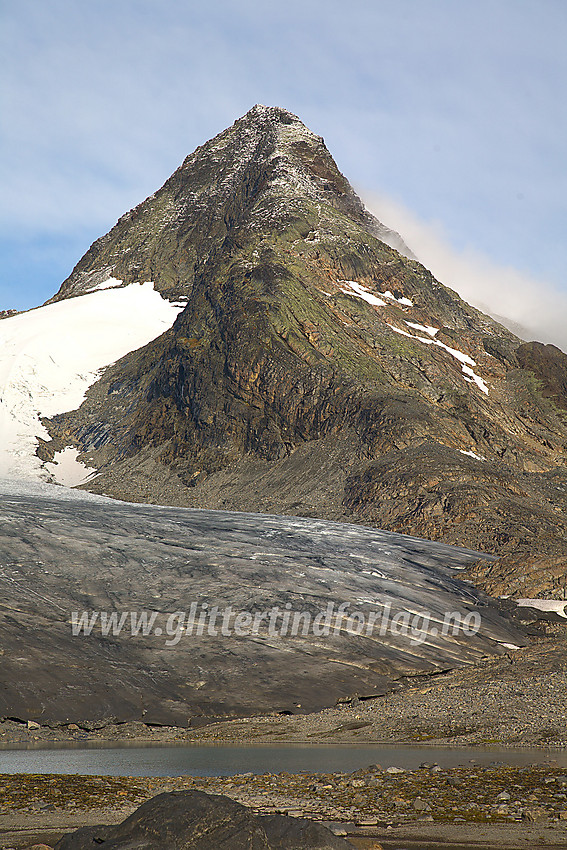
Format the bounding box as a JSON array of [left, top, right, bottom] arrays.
[[2, 0, 566, 344]]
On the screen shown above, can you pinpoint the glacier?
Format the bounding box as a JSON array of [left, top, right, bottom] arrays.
[[0, 281, 183, 482]]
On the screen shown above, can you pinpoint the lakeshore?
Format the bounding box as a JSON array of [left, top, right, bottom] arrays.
[[2, 764, 567, 849], [1, 632, 566, 847]]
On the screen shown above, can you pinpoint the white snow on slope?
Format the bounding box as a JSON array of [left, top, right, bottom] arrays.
[[0, 281, 184, 482], [388, 323, 489, 394], [44, 447, 98, 487], [382, 290, 413, 307], [328, 277, 489, 395], [85, 275, 123, 293], [460, 449, 486, 461], [462, 364, 489, 394], [338, 280, 386, 307], [515, 599, 567, 619], [406, 321, 438, 337]]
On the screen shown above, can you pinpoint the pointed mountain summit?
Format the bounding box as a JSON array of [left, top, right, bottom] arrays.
[[50, 105, 415, 303], [38, 106, 567, 598]]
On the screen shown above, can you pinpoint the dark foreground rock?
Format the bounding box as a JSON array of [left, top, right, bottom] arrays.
[[4, 767, 567, 849], [53, 790, 354, 849]]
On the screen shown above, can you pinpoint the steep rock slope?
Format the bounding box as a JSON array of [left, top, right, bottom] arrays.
[[39, 105, 567, 597]]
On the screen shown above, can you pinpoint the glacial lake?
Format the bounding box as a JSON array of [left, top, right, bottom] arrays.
[[0, 743, 566, 776]]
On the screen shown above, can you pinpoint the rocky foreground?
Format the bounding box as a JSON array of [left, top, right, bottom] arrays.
[[2, 764, 567, 848], [1, 632, 567, 847]]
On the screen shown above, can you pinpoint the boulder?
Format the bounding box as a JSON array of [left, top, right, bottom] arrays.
[[54, 790, 354, 849], [259, 813, 355, 849]]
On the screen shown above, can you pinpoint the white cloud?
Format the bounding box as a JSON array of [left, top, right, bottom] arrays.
[[363, 192, 567, 353]]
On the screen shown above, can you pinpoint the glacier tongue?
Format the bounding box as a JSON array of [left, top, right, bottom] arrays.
[[0, 281, 184, 482]]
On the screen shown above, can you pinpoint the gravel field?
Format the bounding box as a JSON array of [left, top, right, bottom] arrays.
[[2, 764, 567, 848]]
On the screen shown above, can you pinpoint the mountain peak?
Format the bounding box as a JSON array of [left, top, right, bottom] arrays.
[[243, 102, 302, 123], [33, 108, 567, 599], [50, 107, 414, 303], [233, 103, 319, 138]]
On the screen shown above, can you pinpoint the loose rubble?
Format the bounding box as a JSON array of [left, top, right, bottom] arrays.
[[2, 765, 567, 848]]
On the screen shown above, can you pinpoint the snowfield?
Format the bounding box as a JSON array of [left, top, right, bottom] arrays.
[[0, 281, 184, 483]]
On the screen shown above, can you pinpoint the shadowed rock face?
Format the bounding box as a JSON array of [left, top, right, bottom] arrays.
[[517, 342, 567, 412], [53, 790, 355, 849], [0, 481, 526, 725], [36, 105, 567, 597]]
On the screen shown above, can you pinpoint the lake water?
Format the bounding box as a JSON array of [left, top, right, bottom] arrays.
[[0, 743, 566, 776]]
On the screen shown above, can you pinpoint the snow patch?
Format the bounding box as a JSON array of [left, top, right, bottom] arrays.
[[433, 341, 476, 367], [382, 290, 413, 306], [0, 281, 184, 482], [388, 324, 489, 394], [44, 447, 98, 487], [406, 321, 438, 337], [515, 599, 567, 619], [462, 364, 489, 394], [459, 449, 486, 461], [338, 280, 386, 307]]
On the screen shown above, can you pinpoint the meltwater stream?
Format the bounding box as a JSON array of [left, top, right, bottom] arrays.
[[1, 744, 566, 776]]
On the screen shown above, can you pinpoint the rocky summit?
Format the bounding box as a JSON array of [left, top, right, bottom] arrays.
[[38, 105, 567, 598]]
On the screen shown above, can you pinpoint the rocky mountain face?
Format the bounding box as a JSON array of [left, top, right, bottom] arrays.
[[40, 105, 567, 598]]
